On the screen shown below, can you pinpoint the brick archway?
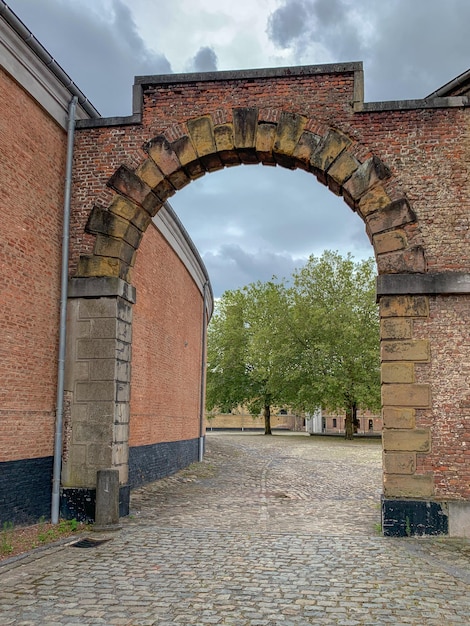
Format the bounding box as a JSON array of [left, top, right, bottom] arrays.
[[76, 113, 424, 281], [65, 63, 470, 536]]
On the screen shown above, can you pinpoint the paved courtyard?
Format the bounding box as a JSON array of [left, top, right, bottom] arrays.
[[1, 432, 470, 625]]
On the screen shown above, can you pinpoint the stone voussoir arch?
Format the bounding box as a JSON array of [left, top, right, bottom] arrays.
[[75, 107, 426, 282]]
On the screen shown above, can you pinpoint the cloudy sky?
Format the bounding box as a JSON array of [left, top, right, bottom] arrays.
[[7, 0, 470, 296]]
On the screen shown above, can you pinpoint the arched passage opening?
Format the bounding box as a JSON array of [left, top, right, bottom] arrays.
[[64, 65, 470, 536]]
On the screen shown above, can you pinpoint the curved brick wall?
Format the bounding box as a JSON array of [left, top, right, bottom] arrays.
[[0, 68, 65, 463]]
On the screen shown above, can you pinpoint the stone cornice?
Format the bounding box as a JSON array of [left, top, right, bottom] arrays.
[[377, 273, 470, 297]]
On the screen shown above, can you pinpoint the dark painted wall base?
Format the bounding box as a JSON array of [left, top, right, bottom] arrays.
[[0, 456, 53, 525], [60, 438, 201, 522], [382, 498, 448, 537], [1, 439, 201, 524], [128, 437, 200, 489], [60, 485, 130, 523]]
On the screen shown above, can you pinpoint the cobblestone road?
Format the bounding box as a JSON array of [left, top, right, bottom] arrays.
[[1, 432, 470, 625]]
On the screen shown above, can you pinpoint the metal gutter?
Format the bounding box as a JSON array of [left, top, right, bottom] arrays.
[[51, 96, 78, 524]]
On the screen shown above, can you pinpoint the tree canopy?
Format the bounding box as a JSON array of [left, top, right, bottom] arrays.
[[205, 251, 380, 437]]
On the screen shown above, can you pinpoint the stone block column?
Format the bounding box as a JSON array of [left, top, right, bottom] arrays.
[[61, 277, 135, 521], [378, 272, 470, 537]]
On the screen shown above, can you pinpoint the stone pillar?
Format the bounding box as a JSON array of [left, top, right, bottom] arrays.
[[378, 273, 470, 537], [61, 277, 135, 521]]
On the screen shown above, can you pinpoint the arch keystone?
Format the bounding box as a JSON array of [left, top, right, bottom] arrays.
[[233, 107, 259, 163]]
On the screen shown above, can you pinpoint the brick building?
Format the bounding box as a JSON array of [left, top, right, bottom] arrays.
[[0, 4, 212, 524]]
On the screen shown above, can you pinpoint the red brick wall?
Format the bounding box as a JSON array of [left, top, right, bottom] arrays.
[[0, 68, 66, 461], [129, 222, 204, 446], [414, 295, 470, 500]]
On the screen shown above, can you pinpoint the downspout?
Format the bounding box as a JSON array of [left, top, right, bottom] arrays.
[[51, 95, 78, 524], [198, 280, 209, 462]]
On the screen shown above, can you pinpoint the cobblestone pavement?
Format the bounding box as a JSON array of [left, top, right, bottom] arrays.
[[1, 432, 470, 625]]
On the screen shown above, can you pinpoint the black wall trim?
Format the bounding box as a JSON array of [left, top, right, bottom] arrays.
[[382, 498, 448, 537], [60, 486, 130, 523], [0, 456, 53, 525], [129, 438, 200, 489]]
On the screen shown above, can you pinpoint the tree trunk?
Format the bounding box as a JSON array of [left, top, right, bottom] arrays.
[[344, 405, 354, 440], [264, 404, 272, 435]]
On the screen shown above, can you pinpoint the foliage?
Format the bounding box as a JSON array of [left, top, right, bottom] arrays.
[[206, 251, 380, 439], [206, 280, 291, 434], [288, 252, 380, 437]]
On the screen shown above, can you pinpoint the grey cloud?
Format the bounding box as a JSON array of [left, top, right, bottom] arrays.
[[189, 46, 218, 72], [267, 0, 311, 48], [8, 0, 172, 116], [202, 244, 302, 297], [266, 0, 470, 101]]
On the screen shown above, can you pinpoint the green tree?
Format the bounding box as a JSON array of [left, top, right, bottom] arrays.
[[206, 280, 291, 435], [289, 251, 380, 439]]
